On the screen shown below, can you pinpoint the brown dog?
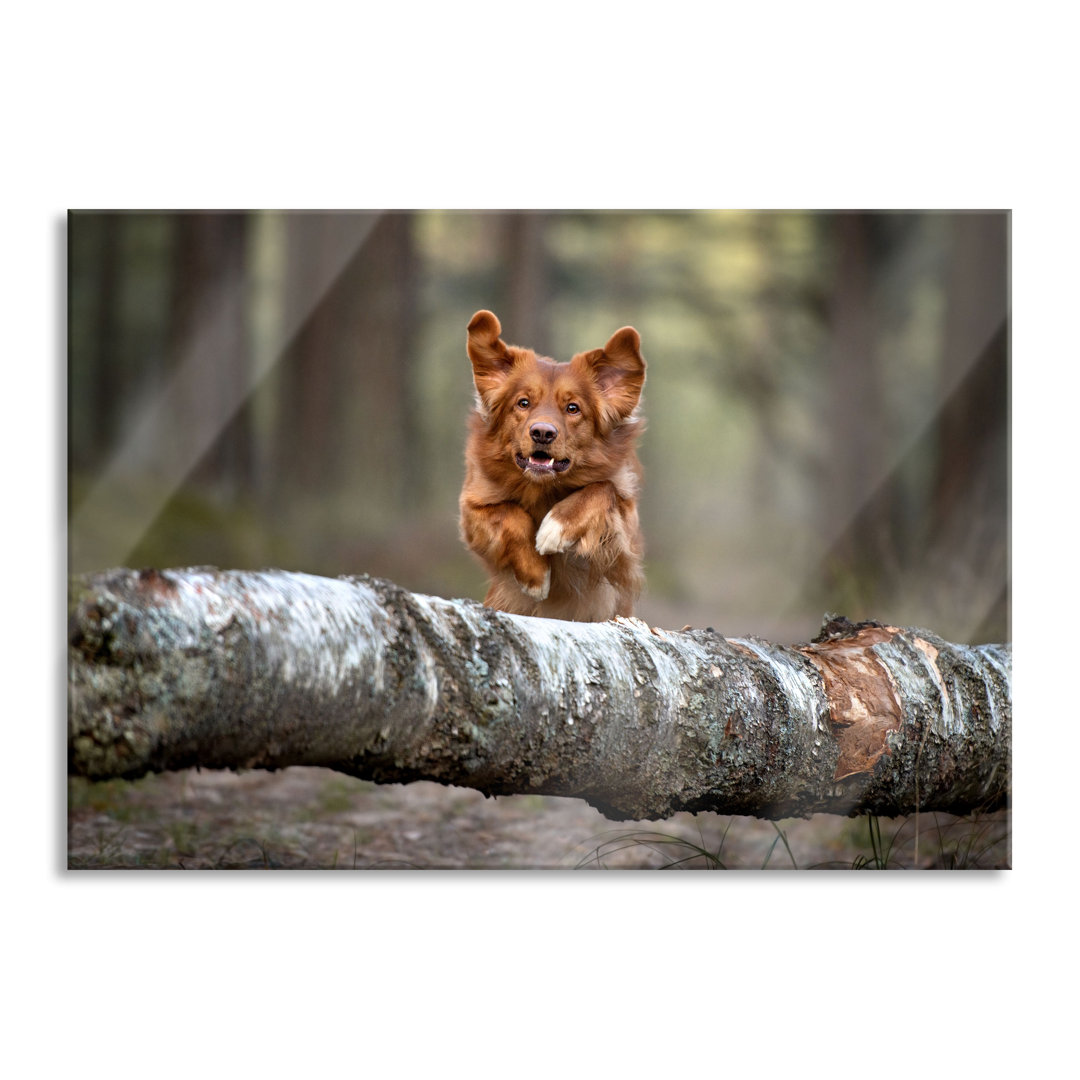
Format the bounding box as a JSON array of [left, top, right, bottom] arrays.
[[459, 309, 646, 621]]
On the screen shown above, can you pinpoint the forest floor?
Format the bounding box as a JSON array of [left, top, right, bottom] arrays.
[[67, 767, 1010, 870]]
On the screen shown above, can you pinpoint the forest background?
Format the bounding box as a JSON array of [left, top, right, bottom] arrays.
[[68, 209, 1008, 646]]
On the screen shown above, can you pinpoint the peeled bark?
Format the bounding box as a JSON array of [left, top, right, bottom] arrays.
[[68, 568, 1010, 822]]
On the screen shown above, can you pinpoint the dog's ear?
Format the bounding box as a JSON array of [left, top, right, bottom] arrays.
[[575, 326, 646, 430], [467, 310, 518, 411]]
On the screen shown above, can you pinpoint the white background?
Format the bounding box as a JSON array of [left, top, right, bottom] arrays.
[[5, 3, 1072, 1076]]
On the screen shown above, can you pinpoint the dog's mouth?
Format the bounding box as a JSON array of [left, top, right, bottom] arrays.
[[515, 450, 571, 475]]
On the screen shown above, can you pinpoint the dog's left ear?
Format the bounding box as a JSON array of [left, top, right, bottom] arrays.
[[576, 326, 646, 429]]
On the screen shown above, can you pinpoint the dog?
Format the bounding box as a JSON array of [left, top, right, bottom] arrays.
[[459, 309, 646, 621]]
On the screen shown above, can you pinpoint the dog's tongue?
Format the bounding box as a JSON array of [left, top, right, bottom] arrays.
[[529, 453, 554, 469]]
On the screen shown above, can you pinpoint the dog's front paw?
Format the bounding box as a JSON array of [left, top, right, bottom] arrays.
[[535, 513, 572, 555], [519, 565, 551, 601]]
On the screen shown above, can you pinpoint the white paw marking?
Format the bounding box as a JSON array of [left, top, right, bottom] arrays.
[[535, 515, 571, 555], [522, 567, 551, 601]]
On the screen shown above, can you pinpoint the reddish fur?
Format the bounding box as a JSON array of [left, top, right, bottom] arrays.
[[459, 309, 646, 621]]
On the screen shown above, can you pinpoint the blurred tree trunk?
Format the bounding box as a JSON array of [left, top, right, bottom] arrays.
[[501, 212, 552, 355], [351, 211, 421, 507], [69, 568, 1011, 823], [68, 212, 126, 476], [824, 213, 887, 552], [931, 213, 1009, 638], [89, 213, 123, 471], [936, 212, 1008, 515], [276, 212, 419, 508], [277, 213, 346, 490], [168, 212, 253, 494]]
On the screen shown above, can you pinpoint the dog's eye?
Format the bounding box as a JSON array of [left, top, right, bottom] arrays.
[[566, 402, 580, 414], [517, 398, 530, 409]]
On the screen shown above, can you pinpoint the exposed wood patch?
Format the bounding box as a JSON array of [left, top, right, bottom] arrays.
[[798, 626, 903, 780], [135, 568, 179, 598]]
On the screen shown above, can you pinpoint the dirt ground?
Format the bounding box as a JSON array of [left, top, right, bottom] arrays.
[[67, 767, 1010, 870]]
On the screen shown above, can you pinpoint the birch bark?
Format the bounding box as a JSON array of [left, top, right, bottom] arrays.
[[68, 568, 1010, 821]]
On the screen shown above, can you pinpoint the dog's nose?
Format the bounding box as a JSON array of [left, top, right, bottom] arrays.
[[530, 422, 557, 445]]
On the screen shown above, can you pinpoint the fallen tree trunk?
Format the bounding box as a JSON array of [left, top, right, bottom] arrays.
[[68, 568, 1010, 821]]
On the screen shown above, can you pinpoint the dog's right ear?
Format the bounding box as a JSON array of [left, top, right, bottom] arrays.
[[467, 310, 516, 412]]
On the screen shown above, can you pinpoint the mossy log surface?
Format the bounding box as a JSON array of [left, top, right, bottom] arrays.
[[68, 568, 1011, 821]]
